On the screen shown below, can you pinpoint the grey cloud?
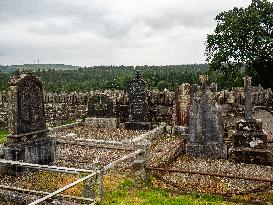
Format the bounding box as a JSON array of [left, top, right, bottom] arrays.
[[141, 7, 215, 31]]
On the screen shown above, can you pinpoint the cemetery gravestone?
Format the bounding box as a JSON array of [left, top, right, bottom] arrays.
[[3, 73, 56, 175], [125, 70, 151, 130], [173, 83, 191, 127], [186, 75, 227, 159], [229, 76, 272, 165], [87, 94, 114, 118], [85, 93, 117, 129]]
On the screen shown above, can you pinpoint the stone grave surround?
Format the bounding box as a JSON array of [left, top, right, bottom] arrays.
[[125, 70, 151, 130], [2, 73, 56, 175], [229, 76, 272, 166], [185, 75, 227, 159], [85, 93, 117, 129]]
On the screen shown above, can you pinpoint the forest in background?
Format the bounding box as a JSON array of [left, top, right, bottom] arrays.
[[0, 64, 244, 92]]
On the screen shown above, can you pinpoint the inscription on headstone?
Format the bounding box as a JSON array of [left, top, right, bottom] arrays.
[[87, 93, 114, 118], [125, 70, 151, 130]]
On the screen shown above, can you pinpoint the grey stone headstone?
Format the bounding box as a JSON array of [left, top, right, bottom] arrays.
[[87, 93, 114, 118], [3, 73, 56, 175], [9, 73, 47, 135], [186, 77, 227, 159]]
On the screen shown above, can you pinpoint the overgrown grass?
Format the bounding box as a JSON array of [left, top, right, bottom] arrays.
[[61, 119, 77, 125], [102, 175, 235, 205], [0, 130, 8, 144]]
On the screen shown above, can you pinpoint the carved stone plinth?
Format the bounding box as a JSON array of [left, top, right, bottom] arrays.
[[125, 122, 151, 130], [2, 136, 56, 175], [229, 119, 272, 166], [185, 143, 227, 160], [229, 147, 272, 166]]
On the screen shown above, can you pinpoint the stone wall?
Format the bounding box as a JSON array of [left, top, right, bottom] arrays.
[[0, 86, 273, 130], [0, 90, 174, 129]]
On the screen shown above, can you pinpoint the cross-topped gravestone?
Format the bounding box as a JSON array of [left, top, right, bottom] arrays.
[[125, 70, 151, 130], [3, 72, 56, 175], [244, 76, 252, 120], [229, 76, 272, 165], [87, 93, 114, 118]]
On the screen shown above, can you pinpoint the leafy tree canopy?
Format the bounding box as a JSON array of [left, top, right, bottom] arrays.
[[206, 0, 273, 88]]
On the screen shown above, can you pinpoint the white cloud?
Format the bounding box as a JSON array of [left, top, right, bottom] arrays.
[[0, 0, 263, 66]]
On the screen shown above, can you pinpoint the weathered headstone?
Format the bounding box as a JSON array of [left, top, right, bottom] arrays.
[[2, 72, 56, 175], [229, 76, 272, 165], [172, 83, 191, 135], [173, 84, 191, 126], [125, 70, 151, 130], [87, 93, 114, 118], [186, 75, 227, 159], [85, 93, 117, 129]]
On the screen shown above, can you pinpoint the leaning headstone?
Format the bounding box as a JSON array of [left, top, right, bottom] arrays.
[[85, 93, 117, 129], [229, 76, 272, 165], [185, 75, 227, 159], [2, 72, 56, 175], [125, 70, 151, 130]]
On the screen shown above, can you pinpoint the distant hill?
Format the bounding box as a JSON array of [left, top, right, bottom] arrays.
[[0, 64, 80, 72]]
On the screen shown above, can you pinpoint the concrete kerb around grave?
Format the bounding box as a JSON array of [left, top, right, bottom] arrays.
[[128, 123, 166, 143], [48, 119, 83, 133]]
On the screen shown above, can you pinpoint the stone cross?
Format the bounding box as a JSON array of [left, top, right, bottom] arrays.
[[244, 76, 252, 120]]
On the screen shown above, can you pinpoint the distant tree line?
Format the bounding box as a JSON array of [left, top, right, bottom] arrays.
[[0, 64, 246, 92]]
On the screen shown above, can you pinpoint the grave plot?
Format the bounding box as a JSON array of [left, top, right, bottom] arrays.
[[51, 124, 145, 141]]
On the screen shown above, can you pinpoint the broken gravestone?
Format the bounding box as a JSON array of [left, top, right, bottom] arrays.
[[2, 72, 56, 175], [85, 93, 117, 129], [229, 76, 272, 166], [125, 70, 151, 130], [172, 83, 191, 135], [185, 75, 227, 159]]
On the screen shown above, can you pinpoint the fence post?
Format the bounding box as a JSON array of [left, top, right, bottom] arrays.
[[83, 163, 97, 203], [97, 162, 104, 203], [132, 142, 150, 185]]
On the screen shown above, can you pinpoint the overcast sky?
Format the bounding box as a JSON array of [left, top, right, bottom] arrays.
[[0, 0, 260, 66]]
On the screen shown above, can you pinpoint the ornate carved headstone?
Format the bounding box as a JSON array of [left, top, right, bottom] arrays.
[[87, 93, 114, 118], [125, 70, 151, 130], [3, 72, 56, 175], [229, 76, 272, 165], [186, 75, 227, 159]]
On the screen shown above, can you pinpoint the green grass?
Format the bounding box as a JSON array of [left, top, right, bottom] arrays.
[[0, 130, 8, 144], [61, 119, 77, 125], [102, 177, 234, 205]]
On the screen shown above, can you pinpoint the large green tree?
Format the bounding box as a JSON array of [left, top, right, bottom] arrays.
[[206, 0, 273, 88]]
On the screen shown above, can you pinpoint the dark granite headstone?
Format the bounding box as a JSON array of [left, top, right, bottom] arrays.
[[87, 93, 114, 118], [229, 76, 272, 166], [186, 75, 227, 159], [3, 72, 56, 175], [125, 70, 151, 130]]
